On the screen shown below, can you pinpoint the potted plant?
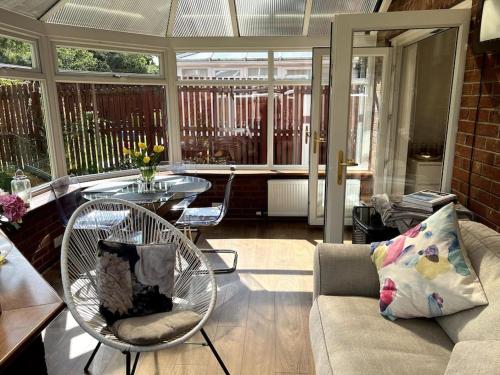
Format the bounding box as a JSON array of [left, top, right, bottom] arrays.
[[0, 190, 26, 229], [123, 142, 165, 191]]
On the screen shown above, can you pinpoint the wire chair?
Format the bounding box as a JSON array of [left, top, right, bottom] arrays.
[[61, 198, 229, 375], [175, 168, 238, 274]]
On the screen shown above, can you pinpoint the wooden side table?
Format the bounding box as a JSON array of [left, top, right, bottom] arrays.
[[0, 230, 64, 374]]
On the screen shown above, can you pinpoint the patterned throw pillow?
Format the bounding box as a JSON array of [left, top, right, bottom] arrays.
[[370, 203, 487, 320], [96, 240, 176, 325]]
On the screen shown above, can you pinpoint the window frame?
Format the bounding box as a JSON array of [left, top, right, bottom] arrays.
[[0, 31, 41, 73], [52, 42, 166, 80], [174, 49, 315, 170]]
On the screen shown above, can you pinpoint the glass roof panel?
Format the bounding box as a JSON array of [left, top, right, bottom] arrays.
[[45, 0, 171, 37], [173, 0, 233, 37], [235, 0, 306, 36], [0, 0, 59, 19], [309, 0, 378, 36]]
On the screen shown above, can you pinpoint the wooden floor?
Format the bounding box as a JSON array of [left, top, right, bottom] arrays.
[[42, 220, 323, 375]]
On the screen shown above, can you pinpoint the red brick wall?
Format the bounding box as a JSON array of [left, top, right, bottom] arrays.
[[390, 0, 500, 232], [3, 200, 64, 272]]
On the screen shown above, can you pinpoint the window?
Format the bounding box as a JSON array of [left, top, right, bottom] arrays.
[[273, 51, 312, 165], [56, 83, 168, 176], [273, 85, 311, 165], [0, 79, 51, 190], [56, 47, 161, 76], [178, 85, 267, 165], [177, 52, 268, 80], [215, 69, 241, 79], [274, 51, 312, 80], [0, 35, 35, 70], [181, 68, 209, 79], [248, 67, 268, 79]]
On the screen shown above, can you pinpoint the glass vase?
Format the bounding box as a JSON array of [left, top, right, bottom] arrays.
[[139, 166, 157, 192]]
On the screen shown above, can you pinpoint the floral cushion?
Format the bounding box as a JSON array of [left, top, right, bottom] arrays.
[[96, 240, 176, 325], [370, 203, 487, 320]]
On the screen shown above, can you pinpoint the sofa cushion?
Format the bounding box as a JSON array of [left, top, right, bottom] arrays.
[[443, 340, 500, 375], [370, 203, 487, 320], [436, 221, 500, 342], [310, 295, 453, 375]]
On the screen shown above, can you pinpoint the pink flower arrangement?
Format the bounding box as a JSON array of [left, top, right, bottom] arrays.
[[0, 193, 26, 224]]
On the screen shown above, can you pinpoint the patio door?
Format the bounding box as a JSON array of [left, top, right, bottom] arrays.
[[324, 9, 471, 243], [308, 47, 390, 226]]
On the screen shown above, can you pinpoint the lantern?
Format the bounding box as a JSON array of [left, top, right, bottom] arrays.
[[11, 169, 32, 207]]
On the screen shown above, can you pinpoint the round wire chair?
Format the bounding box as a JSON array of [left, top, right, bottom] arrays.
[[61, 198, 228, 374]]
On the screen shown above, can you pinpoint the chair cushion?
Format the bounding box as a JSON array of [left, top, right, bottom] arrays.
[[370, 203, 487, 320], [309, 295, 453, 375], [113, 310, 202, 345], [96, 240, 176, 325], [443, 340, 500, 375], [436, 221, 500, 342]]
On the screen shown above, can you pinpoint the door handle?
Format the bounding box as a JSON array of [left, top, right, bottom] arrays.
[[337, 150, 359, 184], [313, 131, 327, 154]]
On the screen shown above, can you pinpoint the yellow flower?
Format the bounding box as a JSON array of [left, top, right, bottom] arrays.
[[123, 147, 129, 155], [134, 151, 141, 157], [153, 145, 164, 153], [143, 156, 151, 164], [138, 142, 146, 149]]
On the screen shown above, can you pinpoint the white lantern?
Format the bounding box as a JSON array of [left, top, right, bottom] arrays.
[[11, 169, 32, 207]]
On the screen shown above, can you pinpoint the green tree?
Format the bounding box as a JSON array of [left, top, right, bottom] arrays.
[[0, 37, 32, 67], [58, 48, 159, 74], [57, 47, 110, 72]]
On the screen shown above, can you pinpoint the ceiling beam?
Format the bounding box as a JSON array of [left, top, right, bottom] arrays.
[[39, 0, 68, 21], [228, 0, 240, 37], [302, 0, 313, 36], [166, 0, 178, 37], [377, 0, 392, 13]]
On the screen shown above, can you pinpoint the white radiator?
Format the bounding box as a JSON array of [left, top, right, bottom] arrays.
[[268, 179, 308, 216], [267, 179, 361, 222]]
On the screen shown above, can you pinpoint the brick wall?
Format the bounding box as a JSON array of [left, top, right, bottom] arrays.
[[390, 0, 500, 232], [3, 200, 64, 272]]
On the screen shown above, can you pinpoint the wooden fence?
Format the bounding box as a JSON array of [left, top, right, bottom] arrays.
[[1, 82, 314, 178], [56, 83, 168, 175], [0, 81, 50, 177]]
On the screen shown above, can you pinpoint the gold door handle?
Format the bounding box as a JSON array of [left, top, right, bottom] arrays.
[[337, 150, 359, 184], [313, 131, 327, 154]]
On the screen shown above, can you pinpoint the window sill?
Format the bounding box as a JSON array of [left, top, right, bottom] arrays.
[[26, 169, 374, 213]]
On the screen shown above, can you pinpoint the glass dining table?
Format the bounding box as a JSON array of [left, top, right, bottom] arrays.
[[81, 175, 211, 206]]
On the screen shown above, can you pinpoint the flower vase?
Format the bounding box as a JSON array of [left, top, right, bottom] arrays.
[[139, 166, 157, 192]]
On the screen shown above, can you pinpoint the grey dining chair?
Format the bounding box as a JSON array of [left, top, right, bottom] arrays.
[[175, 168, 238, 274]]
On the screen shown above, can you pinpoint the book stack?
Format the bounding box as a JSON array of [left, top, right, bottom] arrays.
[[401, 190, 457, 213], [371, 191, 459, 233]]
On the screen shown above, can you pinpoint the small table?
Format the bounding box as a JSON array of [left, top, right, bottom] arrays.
[[0, 231, 65, 374], [82, 175, 211, 205]]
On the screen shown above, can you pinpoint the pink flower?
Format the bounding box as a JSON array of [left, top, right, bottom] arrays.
[[0, 194, 26, 223]]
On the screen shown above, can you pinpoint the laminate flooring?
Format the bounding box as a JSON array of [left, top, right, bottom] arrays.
[[43, 221, 323, 375]]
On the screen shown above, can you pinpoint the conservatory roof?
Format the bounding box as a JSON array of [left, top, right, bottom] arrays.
[[0, 0, 380, 37]]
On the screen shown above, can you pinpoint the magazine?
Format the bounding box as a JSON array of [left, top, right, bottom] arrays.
[[402, 190, 456, 208]]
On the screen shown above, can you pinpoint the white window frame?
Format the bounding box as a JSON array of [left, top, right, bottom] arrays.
[[52, 42, 166, 80], [0, 31, 41, 73]]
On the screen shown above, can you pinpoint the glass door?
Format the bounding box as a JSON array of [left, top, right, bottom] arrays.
[[324, 9, 470, 243], [308, 47, 390, 227]]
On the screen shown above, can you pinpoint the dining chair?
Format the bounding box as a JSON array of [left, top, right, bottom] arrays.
[[61, 198, 229, 375], [50, 176, 129, 229], [50, 175, 85, 226], [175, 168, 238, 274]]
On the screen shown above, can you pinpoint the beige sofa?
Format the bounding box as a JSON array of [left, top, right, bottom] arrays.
[[309, 221, 500, 375]]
